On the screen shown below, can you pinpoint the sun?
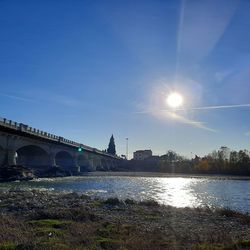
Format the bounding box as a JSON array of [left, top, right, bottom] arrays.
[[166, 92, 183, 108]]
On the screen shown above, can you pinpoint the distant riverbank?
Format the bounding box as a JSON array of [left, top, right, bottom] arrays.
[[82, 171, 250, 180], [0, 190, 250, 249], [1, 165, 250, 183]]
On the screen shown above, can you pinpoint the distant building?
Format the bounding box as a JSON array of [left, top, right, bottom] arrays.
[[133, 150, 152, 160], [147, 155, 160, 161]]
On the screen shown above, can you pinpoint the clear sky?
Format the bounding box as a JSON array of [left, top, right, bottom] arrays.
[[1, 0, 250, 158]]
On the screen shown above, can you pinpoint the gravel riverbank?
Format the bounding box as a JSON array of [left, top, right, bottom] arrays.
[[0, 190, 249, 249]]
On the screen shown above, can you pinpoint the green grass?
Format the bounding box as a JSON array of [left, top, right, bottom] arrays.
[[193, 243, 225, 250], [238, 240, 250, 247], [95, 236, 122, 249], [136, 207, 161, 220], [29, 219, 71, 228], [36, 237, 69, 250], [88, 200, 102, 207], [0, 243, 15, 250], [28, 219, 69, 228]]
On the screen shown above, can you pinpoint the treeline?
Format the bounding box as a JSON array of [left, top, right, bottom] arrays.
[[119, 149, 250, 176], [192, 150, 250, 175]]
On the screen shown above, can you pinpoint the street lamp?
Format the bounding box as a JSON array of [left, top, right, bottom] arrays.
[[126, 138, 128, 160]]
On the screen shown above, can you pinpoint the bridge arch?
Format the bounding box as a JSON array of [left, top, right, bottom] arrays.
[[14, 140, 50, 155], [55, 151, 74, 171], [16, 145, 50, 169]]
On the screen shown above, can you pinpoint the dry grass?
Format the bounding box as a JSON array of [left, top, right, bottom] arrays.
[[215, 207, 250, 224], [28, 206, 99, 222]]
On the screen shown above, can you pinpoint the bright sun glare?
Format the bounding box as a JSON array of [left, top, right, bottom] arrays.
[[166, 92, 183, 108]]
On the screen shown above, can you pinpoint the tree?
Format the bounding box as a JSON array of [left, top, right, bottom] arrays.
[[161, 150, 178, 163], [107, 135, 116, 155], [194, 159, 210, 172], [230, 151, 238, 165]]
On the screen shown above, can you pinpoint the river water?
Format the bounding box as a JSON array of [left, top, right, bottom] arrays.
[[0, 173, 250, 212]]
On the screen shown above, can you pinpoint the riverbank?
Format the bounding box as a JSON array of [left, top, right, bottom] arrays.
[[1, 167, 250, 183], [82, 171, 250, 180], [0, 190, 250, 249], [0, 165, 75, 182]]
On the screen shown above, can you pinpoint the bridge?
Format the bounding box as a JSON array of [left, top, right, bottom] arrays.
[[0, 117, 120, 174]]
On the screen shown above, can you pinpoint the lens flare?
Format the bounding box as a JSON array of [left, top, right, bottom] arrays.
[[166, 92, 183, 108]]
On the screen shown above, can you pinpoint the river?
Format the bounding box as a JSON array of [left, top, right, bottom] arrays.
[[0, 172, 250, 212]]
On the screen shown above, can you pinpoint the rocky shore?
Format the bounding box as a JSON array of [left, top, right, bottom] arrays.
[[0, 165, 72, 182], [0, 190, 249, 249]]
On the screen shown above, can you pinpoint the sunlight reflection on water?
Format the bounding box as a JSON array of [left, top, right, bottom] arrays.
[[154, 178, 202, 207]]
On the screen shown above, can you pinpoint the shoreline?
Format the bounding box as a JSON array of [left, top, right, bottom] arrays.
[[0, 189, 249, 249], [1, 169, 250, 183], [80, 171, 250, 180]]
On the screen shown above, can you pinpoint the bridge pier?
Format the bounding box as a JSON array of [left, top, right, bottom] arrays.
[[7, 149, 17, 166], [94, 157, 103, 171], [49, 153, 57, 168], [73, 156, 80, 173], [88, 158, 96, 171]]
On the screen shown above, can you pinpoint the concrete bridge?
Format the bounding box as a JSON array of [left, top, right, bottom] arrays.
[[0, 117, 120, 174]]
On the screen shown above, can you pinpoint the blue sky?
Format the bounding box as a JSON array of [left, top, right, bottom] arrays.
[[1, 0, 250, 158]]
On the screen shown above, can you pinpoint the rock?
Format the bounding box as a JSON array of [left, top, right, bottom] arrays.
[[0, 165, 34, 182]]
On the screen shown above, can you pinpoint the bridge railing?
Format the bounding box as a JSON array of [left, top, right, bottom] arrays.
[[0, 117, 119, 158], [0, 117, 20, 129]]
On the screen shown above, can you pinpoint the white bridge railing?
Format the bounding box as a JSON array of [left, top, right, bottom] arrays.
[[0, 117, 116, 158]]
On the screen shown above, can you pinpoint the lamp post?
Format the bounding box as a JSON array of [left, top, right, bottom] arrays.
[[126, 138, 128, 160]]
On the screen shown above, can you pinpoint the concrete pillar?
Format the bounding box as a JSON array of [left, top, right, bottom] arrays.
[[49, 153, 57, 168], [73, 156, 80, 173], [88, 158, 96, 171], [5, 135, 18, 166], [95, 158, 103, 171], [109, 160, 114, 170], [7, 150, 17, 166], [77, 156, 90, 172]]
